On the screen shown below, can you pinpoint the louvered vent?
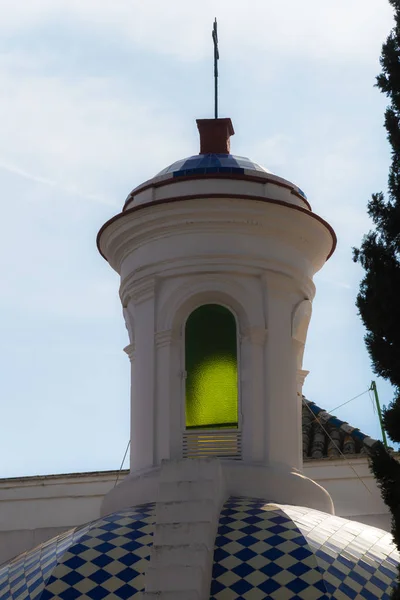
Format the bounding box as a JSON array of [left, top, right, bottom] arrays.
[[183, 430, 242, 460]]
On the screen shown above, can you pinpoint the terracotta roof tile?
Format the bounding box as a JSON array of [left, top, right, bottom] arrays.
[[302, 397, 379, 460]]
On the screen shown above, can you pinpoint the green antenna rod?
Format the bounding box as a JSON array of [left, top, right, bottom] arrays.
[[370, 380, 388, 447], [212, 18, 219, 119]]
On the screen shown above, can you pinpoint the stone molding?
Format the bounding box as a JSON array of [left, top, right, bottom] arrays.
[[120, 256, 315, 297], [123, 343, 135, 362], [297, 369, 310, 394], [155, 329, 178, 348], [157, 274, 264, 337], [98, 197, 335, 273], [121, 277, 155, 306]]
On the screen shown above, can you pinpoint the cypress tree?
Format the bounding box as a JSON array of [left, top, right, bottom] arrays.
[[353, 1, 400, 593]]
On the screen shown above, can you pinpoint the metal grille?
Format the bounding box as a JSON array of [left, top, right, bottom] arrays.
[[183, 430, 242, 460]]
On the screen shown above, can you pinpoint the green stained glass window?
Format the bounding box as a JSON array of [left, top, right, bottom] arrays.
[[185, 304, 238, 429]]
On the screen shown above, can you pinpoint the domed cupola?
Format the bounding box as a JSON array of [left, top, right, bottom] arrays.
[[97, 116, 336, 516], [0, 113, 395, 600], [120, 118, 311, 213]]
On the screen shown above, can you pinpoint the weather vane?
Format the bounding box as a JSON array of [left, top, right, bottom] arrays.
[[212, 18, 219, 119]]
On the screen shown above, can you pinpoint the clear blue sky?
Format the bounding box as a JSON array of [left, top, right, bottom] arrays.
[[0, 0, 396, 477]]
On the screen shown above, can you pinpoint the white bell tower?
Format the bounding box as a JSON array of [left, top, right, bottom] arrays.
[[97, 118, 336, 514]]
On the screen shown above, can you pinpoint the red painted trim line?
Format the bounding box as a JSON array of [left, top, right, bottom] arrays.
[[123, 173, 312, 211]]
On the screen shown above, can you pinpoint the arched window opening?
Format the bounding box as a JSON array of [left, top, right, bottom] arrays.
[[185, 304, 238, 430]]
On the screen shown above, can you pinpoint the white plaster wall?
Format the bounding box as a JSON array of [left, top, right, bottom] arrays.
[[0, 461, 392, 565], [125, 175, 311, 211], [303, 458, 391, 530], [0, 471, 120, 564]]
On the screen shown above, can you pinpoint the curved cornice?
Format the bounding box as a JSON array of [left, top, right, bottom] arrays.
[[97, 194, 337, 262]]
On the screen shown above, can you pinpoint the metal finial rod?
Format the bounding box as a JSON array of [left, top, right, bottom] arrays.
[[212, 18, 219, 119]]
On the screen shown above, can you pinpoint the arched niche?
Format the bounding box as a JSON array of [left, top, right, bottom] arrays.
[[158, 274, 261, 337], [185, 304, 239, 430], [156, 275, 266, 460]]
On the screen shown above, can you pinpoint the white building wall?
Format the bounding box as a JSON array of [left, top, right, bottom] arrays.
[[0, 471, 118, 565], [303, 458, 391, 531], [0, 461, 392, 565]]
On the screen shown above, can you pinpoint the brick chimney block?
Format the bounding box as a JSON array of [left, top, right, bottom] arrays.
[[196, 118, 235, 155]]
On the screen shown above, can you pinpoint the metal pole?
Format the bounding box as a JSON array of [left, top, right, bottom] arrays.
[[212, 18, 219, 119], [215, 68, 218, 119], [370, 380, 388, 447]]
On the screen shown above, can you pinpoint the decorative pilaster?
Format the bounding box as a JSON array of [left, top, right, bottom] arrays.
[[154, 329, 179, 463], [155, 329, 175, 348], [263, 272, 302, 470], [241, 326, 268, 346], [121, 275, 156, 308], [240, 326, 267, 462], [129, 281, 156, 471]]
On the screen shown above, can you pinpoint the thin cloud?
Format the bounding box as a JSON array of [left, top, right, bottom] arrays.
[[0, 159, 117, 206]]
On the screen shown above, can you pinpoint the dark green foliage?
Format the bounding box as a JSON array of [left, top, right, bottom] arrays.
[[368, 443, 400, 598], [384, 394, 400, 442], [354, 1, 400, 594], [353, 0, 400, 443], [369, 443, 400, 546]]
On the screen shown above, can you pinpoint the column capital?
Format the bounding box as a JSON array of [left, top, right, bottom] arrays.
[[155, 329, 178, 348], [262, 270, 295, 293], [297, 369, 309, 393], [262, 270, 315, 300]]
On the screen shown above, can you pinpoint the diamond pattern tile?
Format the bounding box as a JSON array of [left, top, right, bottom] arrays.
[[284, 504, 399, 600], [210, 497, 329, 599], [210, 497, 399, 599], [0, 503, 155, 600], [0, 497, 398, 599]]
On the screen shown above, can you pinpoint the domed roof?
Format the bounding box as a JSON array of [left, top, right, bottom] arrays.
[[1, 497, 398, 599], [156, 153, 272, 177], [122, 151, 308, 210], [0, 503, 155, 599], [120, 118, 310, 211], [211, 497, 398, 599]]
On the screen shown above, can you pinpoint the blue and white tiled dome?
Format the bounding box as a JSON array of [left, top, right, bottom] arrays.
[[1, 498, 398, 599], [122, 151, 309, 210], [211, 498, 399, 599], [0, 503, 155, 600], [156, 154, 272, 178]]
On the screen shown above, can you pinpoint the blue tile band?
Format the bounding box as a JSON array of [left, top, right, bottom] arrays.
[[157, 153, 269, 177]]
